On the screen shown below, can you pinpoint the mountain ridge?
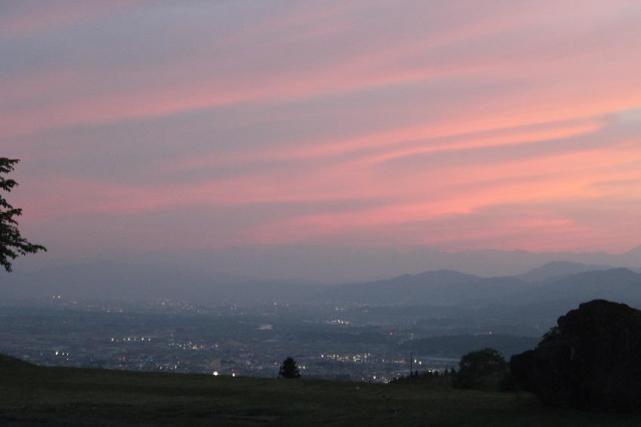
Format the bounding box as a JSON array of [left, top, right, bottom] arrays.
[[3, 261, 641, 309]]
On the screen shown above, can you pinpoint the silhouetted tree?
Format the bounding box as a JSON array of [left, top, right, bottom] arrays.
[[279, 357, 301, 379], [0, 158, 46, 272], [453, 348, 508, 390], [511, 300, 641, 411]]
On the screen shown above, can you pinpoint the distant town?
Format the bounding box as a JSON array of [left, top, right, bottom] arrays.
[[0, 296, 498, 383]]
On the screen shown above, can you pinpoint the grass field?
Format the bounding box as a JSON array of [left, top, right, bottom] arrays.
[[1, 356, 639, 426]]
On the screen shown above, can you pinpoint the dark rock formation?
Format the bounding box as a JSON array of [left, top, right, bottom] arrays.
[[511, 299, 641, 411]]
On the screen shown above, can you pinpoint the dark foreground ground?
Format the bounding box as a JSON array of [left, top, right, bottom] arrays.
[[1, 356, 639, 426]]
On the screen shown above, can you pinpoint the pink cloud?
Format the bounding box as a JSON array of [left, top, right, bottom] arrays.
[[6, 1, 641, 257], [4, 0, 639, 141]]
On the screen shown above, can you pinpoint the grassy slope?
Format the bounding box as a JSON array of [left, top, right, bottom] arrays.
[[1, 362, 640, 426], [0, 354, 35, 369]]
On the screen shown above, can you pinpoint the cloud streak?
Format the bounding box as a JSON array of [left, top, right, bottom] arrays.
[[4, 0, 641, 261]]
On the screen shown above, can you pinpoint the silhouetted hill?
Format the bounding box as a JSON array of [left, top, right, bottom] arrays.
[[517, 261, 611, 282], [626, 245, 641, 254], [326, 270, 482, 305], [326, 270, 532, 306], [0, 353, 35, 370], [523, 268, 641, 307], [4, 261, 641, 310], [623, 245, 641, 265], [325, 267, 641, 310]]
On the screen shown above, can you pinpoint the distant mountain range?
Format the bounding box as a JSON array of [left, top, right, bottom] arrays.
[[186, 244, 641, 281], [515, 261, 612, 282], [2, 259, 641, 311], [15, 243, 641, 283], [325, 263, 641, 310]]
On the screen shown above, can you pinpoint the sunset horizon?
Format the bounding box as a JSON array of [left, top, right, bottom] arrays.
[[4, 2, 641, 424], [3, 1, 641, 275]]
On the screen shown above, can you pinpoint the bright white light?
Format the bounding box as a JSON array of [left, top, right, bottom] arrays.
[[213, 370, 219, 376]]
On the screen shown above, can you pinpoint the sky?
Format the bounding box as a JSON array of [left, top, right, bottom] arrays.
[[3, 1, 641, 280]]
